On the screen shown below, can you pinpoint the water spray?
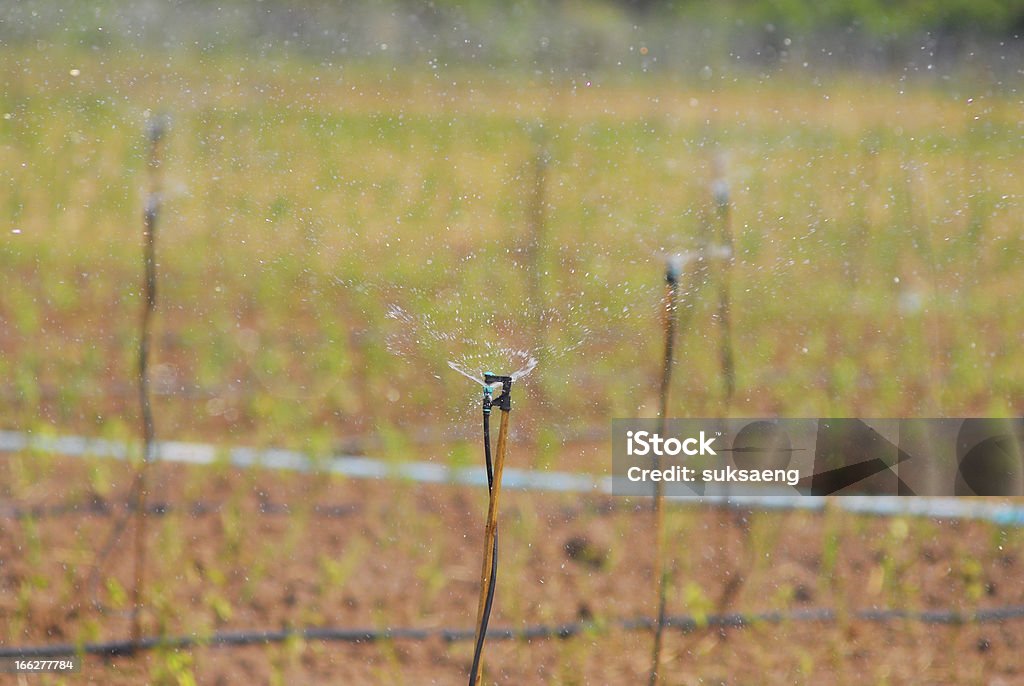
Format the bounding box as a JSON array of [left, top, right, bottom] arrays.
[[527, 132, 550, 334], [470, 372, 513, 686], [525, 131, 550, 416], [649, 256, 680, 686]]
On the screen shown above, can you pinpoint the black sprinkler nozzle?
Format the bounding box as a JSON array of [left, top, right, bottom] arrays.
[[665, 256, 683, 286], [482, 373, 513, 413]]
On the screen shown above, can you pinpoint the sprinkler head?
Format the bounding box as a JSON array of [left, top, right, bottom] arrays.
[[711, 178, 730, 210], [708, 244, 733, 261], [143, 193, 161, 230], [483, 372, 514, 413], [145, 113, 171, 144], [665, 255, 683, 285]]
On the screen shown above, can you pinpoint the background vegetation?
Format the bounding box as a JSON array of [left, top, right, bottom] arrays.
[[1, 2, 1022, 683]]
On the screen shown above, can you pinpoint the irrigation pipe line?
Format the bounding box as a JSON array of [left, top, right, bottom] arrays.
[[2, 430, 1024, 527], [0, 499, 361, 521], [470, 373, 513, 686], [3, 604, 1024, 660]]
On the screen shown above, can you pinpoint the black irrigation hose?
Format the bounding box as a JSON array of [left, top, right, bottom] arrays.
[[469, 407, 499, 685], [0, 499, 361, 521], [0, 493, 648, 524], [4, 605, 1024, 659], [483, 409, 494, 489]]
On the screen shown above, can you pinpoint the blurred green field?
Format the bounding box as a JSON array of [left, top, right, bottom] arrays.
[[2, 48, 1023, 458], [2, 42, 1024, 686]]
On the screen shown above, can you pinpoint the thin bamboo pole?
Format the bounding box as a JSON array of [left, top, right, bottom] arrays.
[[649, 260, 680, 686], [472, 408, 510, 685], [712, 169, 735, 407], [131, 114, 166, 647]]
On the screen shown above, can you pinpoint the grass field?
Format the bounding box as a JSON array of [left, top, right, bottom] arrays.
[[2, 45, 1024, 683], [3, 49, 1023, 444]]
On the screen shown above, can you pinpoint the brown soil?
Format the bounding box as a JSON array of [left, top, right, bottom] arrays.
[[1, 453, 1022, 685]]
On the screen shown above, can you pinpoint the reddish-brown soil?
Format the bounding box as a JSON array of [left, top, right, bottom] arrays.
[[1, 453, 1022, 685]]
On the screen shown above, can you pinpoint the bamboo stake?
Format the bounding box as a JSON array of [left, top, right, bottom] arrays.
[[709, 157, 751, 617], [131, 113, 167, 647], [711, 161, 735, 407], [649, 257, 680, 686], [472, 407, 510, 686]]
